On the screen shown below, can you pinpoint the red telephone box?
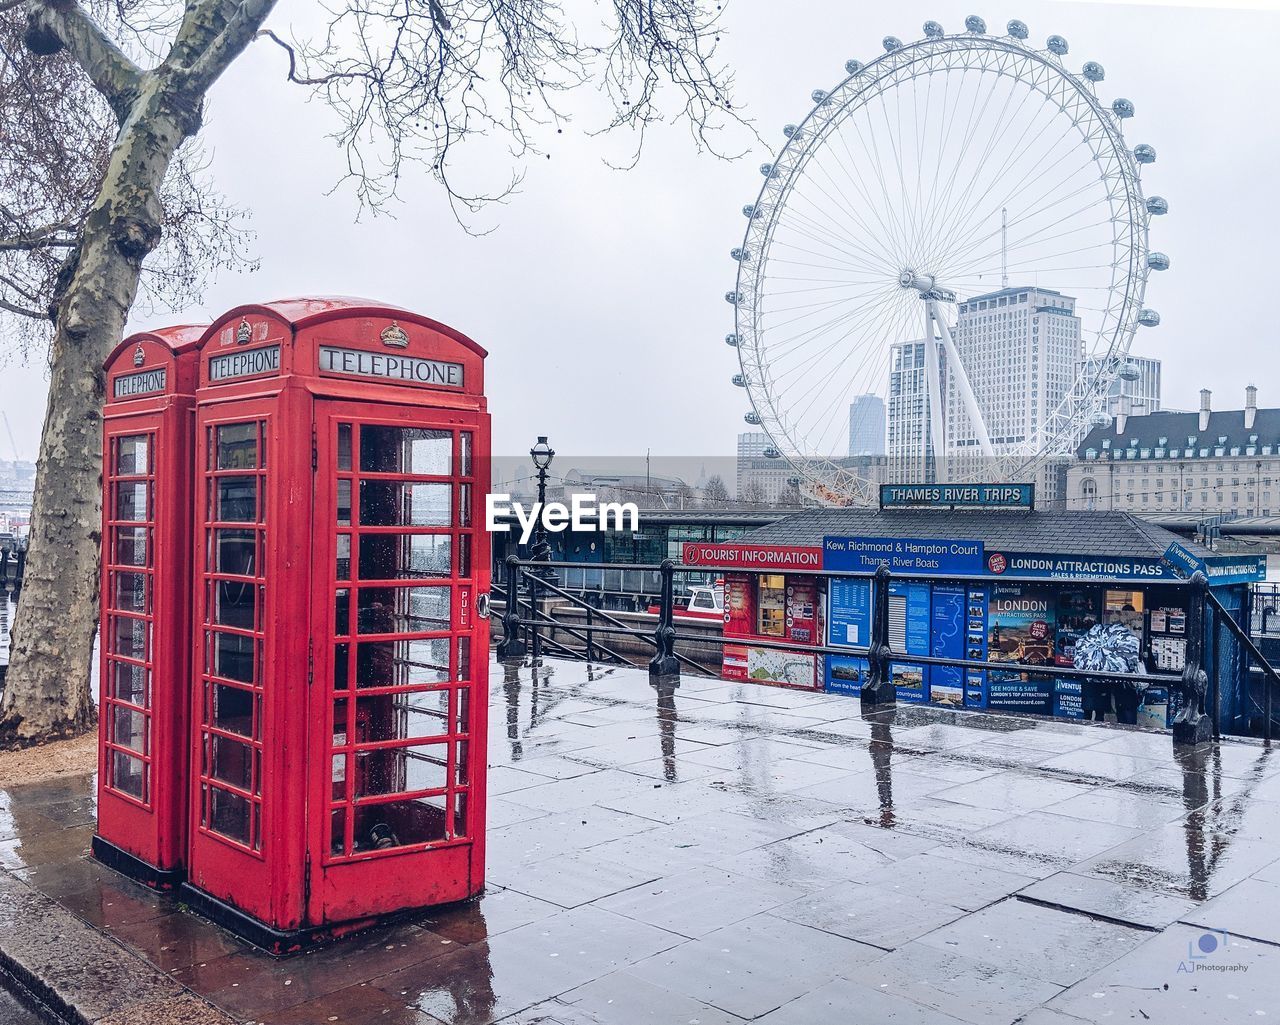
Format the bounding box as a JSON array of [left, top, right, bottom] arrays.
[[94, 324, 204, 887], [183, 298, 490, 951]]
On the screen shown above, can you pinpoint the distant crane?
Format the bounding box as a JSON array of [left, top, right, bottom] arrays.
[[0, 412, 21, 465]]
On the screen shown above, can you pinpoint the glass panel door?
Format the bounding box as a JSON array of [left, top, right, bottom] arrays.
[[326, 417, 477, 860], [196, 418, 268, 853], [103, 431, 155, 804]]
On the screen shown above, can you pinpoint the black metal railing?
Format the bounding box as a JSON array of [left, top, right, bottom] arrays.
[[493, 556, 1280, 749]]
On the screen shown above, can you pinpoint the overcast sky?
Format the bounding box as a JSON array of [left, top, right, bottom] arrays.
[[0, 0, 1274, 478]]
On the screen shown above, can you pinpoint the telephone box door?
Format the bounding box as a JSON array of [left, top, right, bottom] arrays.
[[309, 402, 489, 924]]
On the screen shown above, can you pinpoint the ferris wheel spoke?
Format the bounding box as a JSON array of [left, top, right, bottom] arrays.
[[767, 291, 904, 387], [763, 287, 904, 366], [796, 156, 910, 267]]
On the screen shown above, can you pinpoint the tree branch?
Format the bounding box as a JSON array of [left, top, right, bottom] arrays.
[[175, 0, 276, 94], [24, 0, 142, 120]]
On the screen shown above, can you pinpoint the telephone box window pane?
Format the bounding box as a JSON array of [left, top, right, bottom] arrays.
[[111, 660, 148, 705], [212, 631, 255, 683], [337, 424, 353, 471], [113, 572, 148, 613], [116, 435, 150, 475], [335, 589, 351, 635], [459, 483, 472, 527], [457, 534, 471, 578], [454, 792, 468, 838], [111, 751, 145, 799], [337, 479, 352, 526], [115, 527, 148, 566], [116, 483, 149, 521], [355, 742, 448, 797], [330, 809, 347, 855], [333, 698, 349, 745], [215, 528, 255, 576], [217, 477, 257, 522], [360, 481, 451, 527], [456, 639, 470, 683], [111, 617, 147, 659], [209, 734, 253, 790], [112, 705, 146, 752], [357, 691, 449, 743], [212, 683, 254, 736], [360, 426, 451, 475], [456, 739, 469, 785], [353, 797, 446, 850], [336, 535, 351, 579], [358, 534, 451, 579], [460, 432, 472, 477], [216, 422, 259, 469], [454, 687, 469, 733], [334, 643, 350, 690], [356, 638, 450, 689], [331, 754, 347, 800], [215, 580, 256, 630], [209, 788, 251, 844], [357, 586, 450, 635]]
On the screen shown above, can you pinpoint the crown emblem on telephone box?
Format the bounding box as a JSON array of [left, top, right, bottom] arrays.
[[132, 343, 146, 367], [380, 322, 409, 348], [236, 318, 253, 345]]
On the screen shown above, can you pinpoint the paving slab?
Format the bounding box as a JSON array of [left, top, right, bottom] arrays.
[[1017, 871, 1200, 931]]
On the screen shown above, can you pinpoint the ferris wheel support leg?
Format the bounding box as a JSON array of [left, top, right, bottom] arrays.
[[932, 303, 996, 465], [922, 304, 948, 483]]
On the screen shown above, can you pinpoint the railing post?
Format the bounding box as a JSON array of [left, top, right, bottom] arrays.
[[529, 570, 542, 665], [585, 604, 596, 663], [649, 559, 680, 681], [862, 564, 896, 707], [496, 555, 526, 660], [1173, 571, 1212, 749]]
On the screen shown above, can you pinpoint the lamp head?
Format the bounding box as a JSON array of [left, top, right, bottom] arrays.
[[530, 435, 554, 470]]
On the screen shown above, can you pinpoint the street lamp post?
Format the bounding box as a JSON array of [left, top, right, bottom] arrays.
[[529, 436, 558, 586]]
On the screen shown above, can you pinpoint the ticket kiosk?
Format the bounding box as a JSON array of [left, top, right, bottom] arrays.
[[93, 324, 204, 888], [183, 298, 490, 951]]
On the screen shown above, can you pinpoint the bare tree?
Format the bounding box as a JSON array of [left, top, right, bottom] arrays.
[[739, 477, 765, 506], [0, 0, 743, 745], [701, 474, 728, 508]]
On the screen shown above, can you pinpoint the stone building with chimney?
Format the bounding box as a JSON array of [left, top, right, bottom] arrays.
[[1065, 386, 1280, 515]]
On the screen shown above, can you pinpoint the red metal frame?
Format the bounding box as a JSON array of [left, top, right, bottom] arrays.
[[182, 298, 490, 950], [94, 325, 203, 888]]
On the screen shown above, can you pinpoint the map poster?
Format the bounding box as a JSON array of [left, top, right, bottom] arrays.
[[930, 585, 965, 707]]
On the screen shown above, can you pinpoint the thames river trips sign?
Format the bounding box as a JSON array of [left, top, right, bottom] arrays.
[[879, 483, 1034, 510]]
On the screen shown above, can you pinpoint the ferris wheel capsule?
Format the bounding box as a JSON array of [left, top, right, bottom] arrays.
[[964, 15, 986, 33], [760, 162, 779, 178], [726, 333, 740, 347], [1007, 19, 1029, 39], [1082, 62, 1105, 82], [810, 89, 829, 104], [1047, 35, 1069, 55], [1112, 98, 1135, 118], [732, 374, 747, 387], [1138, 309, 1161, 327], [1148, 252, 1170, 271], [923, 21, 944, 38], [764, 447, 781, 459], [1090, 412, 1113, 428], [742, 204, 757, 218], [744, 411, 762, 425], [725, 291, 738, 305], [783, 124, 801, 139], [1147, 196, 1169, 215], [883, 36, 903, 51], [731, 248, 751, 262], [845, 59, 864, 75], [1118, 361, 1141, 381], [1134, 144, 1156, 164]]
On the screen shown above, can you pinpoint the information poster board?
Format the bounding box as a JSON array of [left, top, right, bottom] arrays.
[[890, 580, 931, 702], [987, 583, 1056, 715], [930, 585, 966, 707], [826, 577, 871, 697], [965, 585, 989, 708]]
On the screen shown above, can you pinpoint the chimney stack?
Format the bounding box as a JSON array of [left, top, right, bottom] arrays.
[[1115, 393, 1130, 436], [1246, 384, 1258, 430], [1199, 388, 1212, 432]]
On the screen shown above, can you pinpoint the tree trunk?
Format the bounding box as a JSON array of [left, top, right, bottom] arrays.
[[0, 72, 197, 747]]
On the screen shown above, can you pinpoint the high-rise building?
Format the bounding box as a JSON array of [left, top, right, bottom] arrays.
[[1077, 353, 1162, 420], [887, 339, 944, 483], [848, 394, 886, 457], [945, 286, 1082, 501]]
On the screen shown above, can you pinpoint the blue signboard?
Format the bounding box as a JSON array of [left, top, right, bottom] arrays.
[[825, 536, 985, 575], [825, 655, 869, 696], [1163, 542, 1266, 586], [983, 550, 1175, 581], [879, 483, 1034, 510], [890, 580, 931, 702], [828, 577, 872, 648], [1053, 677, 1084, 720], [930, 585, 965, 706]]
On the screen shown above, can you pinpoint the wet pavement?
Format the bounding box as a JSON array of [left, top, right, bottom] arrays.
[[2, 654, 1280, 1023]]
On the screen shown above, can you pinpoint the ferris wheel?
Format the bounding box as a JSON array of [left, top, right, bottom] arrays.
[[727, 16, 1165, 505]]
